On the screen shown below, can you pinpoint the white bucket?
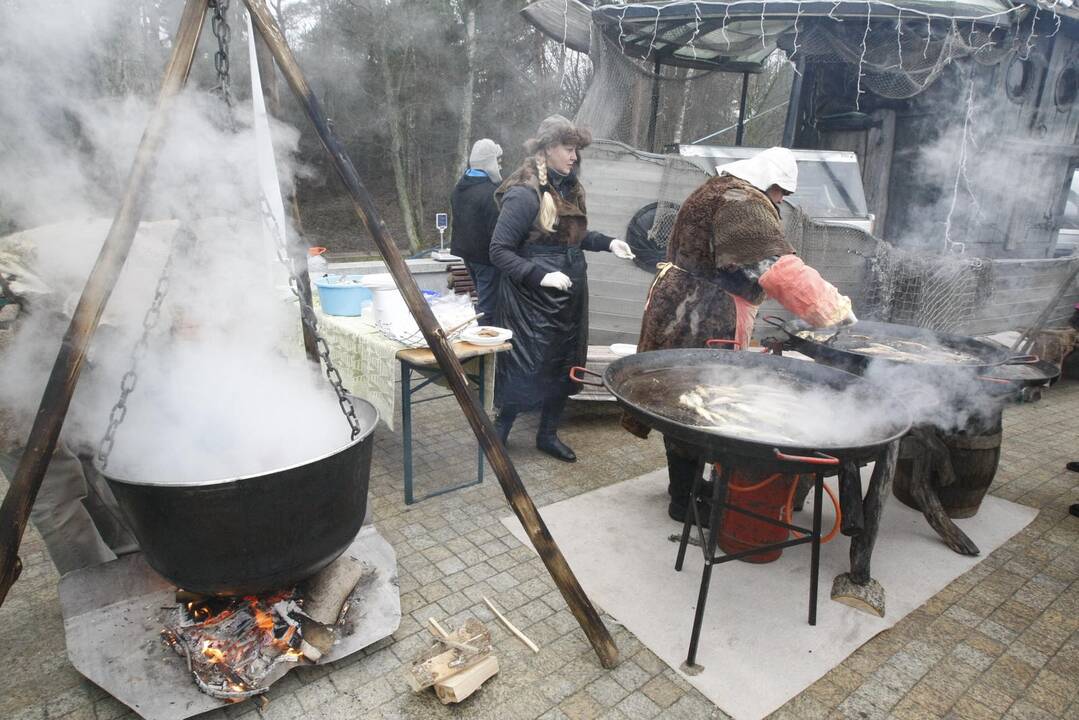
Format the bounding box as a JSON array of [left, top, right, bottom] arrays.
[[361, 274, 416, 335]]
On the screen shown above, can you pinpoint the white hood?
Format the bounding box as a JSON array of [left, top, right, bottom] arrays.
[[716, 146, 798, 194]]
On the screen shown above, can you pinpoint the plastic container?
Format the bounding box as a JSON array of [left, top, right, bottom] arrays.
[[361, 274, 411, 331], [314, 274, 371, 317]]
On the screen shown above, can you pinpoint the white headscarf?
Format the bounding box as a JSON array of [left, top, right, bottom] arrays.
[[716, 146, 798, 194], [469, 138, 503, 183]]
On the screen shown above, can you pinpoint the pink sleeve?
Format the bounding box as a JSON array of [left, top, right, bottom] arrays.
[[758, 254, 852, 328]]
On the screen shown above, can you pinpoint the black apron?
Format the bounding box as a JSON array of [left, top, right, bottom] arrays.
[[495, 244, 588, 409]]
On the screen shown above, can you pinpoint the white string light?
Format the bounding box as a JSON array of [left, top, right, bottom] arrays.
[[856, 4, 871, 110], [943, 63, 978, 254]]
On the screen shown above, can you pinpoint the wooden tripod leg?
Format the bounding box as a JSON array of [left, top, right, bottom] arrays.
[[849, 440, 898, 584], [243, 0, 618, 669], [907, 444, 980, 556], [0, 0, 210, 608]]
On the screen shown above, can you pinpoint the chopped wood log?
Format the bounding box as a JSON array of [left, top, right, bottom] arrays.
[[831, 573, 885, 617], [434, 655, 499, 704], [302, 556, 371, 626], [409, 619, 492, 691], [484, 596, 539, 653], [298, 616, 335, 658]]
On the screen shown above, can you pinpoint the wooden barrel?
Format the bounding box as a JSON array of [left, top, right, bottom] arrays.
[[893, 409, 1003, 519]]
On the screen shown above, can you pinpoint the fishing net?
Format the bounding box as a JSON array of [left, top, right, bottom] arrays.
[[576, 33, 792, 150]]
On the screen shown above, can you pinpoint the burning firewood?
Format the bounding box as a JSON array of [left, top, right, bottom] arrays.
[[161, 555, 378, 701]]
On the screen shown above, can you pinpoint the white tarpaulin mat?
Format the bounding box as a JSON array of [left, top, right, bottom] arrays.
[[502, 468, 1037, 720]]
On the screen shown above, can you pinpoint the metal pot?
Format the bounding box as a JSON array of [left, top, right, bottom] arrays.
[[762, 318, 1038, 375], [100, 399, 379, 596], [572, 348, 910, 471]]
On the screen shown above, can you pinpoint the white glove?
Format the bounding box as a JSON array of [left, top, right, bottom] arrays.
[[609, 238, 635, 259], [540, 271, 573, 291], [839, 309, 858, 326]]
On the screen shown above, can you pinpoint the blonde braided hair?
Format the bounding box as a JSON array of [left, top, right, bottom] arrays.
[[535, 154, 559, 234]]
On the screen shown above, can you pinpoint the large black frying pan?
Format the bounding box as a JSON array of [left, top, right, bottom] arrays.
[[572, 348, 911, 472], [763, 318, 1038, 376]]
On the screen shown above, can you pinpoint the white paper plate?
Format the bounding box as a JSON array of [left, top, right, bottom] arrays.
[[610, 343, 638, 356], [461, 326, 512, 345]]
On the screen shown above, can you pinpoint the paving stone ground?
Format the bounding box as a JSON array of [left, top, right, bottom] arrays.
[[1, 374, 1077, 720]]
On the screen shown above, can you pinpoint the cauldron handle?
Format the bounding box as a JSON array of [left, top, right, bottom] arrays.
[[569, 366, 604, 387], [773, 449, 840, 466]]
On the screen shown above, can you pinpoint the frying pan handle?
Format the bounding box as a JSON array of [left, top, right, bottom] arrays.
[[568, 366, 604, 387], [1003, 354, 1039, 365], [773, 448, 840, 466], [706, 338, 743, 350], [761, 315, 789, 332]]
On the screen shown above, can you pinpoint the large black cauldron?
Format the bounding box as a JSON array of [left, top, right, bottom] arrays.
[[101, 399, 378, 596]]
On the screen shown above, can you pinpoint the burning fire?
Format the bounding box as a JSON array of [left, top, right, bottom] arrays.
[[162, 589, 318, 701]]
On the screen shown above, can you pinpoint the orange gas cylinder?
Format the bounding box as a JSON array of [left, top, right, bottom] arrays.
[[716, 467, 798, 563], [716, 467, 842, 563]]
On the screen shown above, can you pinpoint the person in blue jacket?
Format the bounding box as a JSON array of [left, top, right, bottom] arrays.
[[450, 139, 503, 325]]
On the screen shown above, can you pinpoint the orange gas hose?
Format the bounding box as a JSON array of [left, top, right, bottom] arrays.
[[784, 475, 842, 544]]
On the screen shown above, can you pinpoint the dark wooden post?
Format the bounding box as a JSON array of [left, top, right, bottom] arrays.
[[241, 0, 619, 668], [647, 57, 661, 152], [0, 0, 210, 607], [735, 71, 749, 146]]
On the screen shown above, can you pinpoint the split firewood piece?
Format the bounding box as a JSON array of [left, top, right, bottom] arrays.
[[434, 655, 500, 704], [483, 596, 539, 653], [427, 618, 482, 654], [408, 618, 492, 692], [302, 555, 372, 626]]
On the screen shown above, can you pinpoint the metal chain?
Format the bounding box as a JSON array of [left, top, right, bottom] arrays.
[[258, 196, 362, 439], [96, 229, 193, 470], [210, 0, 233, 109]]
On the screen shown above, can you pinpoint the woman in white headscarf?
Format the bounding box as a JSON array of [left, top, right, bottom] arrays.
[[624, 147, 856, 522]]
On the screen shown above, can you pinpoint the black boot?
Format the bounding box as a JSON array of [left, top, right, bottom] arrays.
[[536, 397, 576, 462], [666, 444, 709, 525], [495, 406, 518, 446]]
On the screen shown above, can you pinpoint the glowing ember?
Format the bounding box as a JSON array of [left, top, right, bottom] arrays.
[[162, 589, 322, 701]]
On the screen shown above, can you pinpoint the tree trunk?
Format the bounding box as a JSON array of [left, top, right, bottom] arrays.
[[455, 3, 477, 176], [379, 53, 423, 253]]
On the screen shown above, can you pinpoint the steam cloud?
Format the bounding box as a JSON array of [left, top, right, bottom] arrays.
[[0, 1, 359, 484]]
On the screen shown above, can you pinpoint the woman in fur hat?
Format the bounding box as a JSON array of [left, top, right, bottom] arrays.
[[489, 115, 635, 462], [625, 147, 857, 522]]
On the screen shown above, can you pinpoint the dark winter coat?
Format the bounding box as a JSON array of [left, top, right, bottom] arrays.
[[489, 160, 612, 409], [449, 173, 500, 264], [623, 174, 795, 440]]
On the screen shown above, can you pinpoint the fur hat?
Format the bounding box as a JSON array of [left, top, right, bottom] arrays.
[[469, 138, 503, 183], [524, 114, 592, 154]]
